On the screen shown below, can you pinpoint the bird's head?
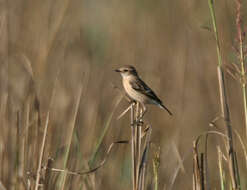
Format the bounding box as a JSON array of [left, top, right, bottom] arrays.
[[115, 65, 138, 77]]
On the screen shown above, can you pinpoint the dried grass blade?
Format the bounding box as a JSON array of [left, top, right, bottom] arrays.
[[88, 94, 123, 167], [217, 146, 226, 190], [138, 126, 152, 190], [34, 112, 50, 190], [45, 141, 128, 176], [59, 86, 83, 190]]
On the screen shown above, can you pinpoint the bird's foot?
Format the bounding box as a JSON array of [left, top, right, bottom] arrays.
[[132, 117, 144, 126], [129, 100, 137, 105]]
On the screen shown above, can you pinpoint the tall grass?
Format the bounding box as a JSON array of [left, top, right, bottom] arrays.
[[192, 0, 247, 189], [129, 103, 152, 190], [1, 0, 247, 189]]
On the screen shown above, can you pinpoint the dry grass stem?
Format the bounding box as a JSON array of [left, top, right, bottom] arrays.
[[217, 66, 240, 189], [34, 112, 50, 190], [58, 85, 83, 190], [44, 140, 128, 177]]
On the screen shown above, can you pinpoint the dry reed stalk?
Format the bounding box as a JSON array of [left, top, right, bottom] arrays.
[[16, 111, 26, 190], [34, 112, 50, 190], [130, 103, 136, 190], [45, 140, 129, 176], [208, 0, 241, 188], [235, 0, 247, 139], [44, 158, 54, 189], [16, 54, 41, 179], [22, 97, 30, 174], [204, 134, 209, 190], [135, 103, 141, 189], [217, 67, 240, 189], [34, 104, 41, 173], [0, 7, 8, 189], [0, 3, 8, 122], [200, 153, 204, 190], [138, 126, 151, 190], [129, 102, 150, 190], [0, 7, 8, 145], [193, 131, 230, 189], [217, 146, 226, 190], [11, 97, 31, 190], [58, 86, 83, 190], [192, 141, 202, 190], [34, 69, 59, 189], [233, 152, 241, 187], [16, 112, 20, 186], [152, 146, 160, 190]]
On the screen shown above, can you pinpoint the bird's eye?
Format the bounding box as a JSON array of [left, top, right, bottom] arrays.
[[123, 69, 128, 72]]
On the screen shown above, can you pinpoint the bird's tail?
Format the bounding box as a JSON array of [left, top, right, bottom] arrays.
[[159, 103, 173, 116]]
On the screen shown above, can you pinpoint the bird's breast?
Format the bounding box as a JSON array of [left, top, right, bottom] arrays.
[[122, 78, 149, 104]]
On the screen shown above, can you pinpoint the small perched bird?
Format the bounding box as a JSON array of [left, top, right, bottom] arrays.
[[115, 65, 172, 118]]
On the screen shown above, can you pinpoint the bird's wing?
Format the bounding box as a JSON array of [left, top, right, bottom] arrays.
[[130, 78, 162, 103]]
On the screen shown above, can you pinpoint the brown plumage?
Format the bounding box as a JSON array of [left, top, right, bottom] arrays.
[[115, 65, 172, 116]]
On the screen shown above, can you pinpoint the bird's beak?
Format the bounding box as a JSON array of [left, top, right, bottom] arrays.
[[115, 69, 120, 72]]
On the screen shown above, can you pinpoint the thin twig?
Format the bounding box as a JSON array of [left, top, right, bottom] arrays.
[[193, 141, 201, 190], [195, 130, 229, 148], [131, 103, 136, 190], [44, 141, 129, 176], [233, 129, 247, 169], [117, 104, 132, 120], [34, 112, 50, 190], [217, 146, 225, 190]]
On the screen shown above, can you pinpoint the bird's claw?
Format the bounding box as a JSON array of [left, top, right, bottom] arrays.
[[131, 117, 144, 126], [130, 100, 137, 105]]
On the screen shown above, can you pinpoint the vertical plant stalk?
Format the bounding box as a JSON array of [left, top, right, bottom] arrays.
[[217, 64, 239, 189], [0, 0, 8, 138], [135, 103, 142, 189], [208, 0, 240, 189], [193, 140, 205, 190], [34, 72, 59, 190], [208, 0, 223, 67], [236, 0, 247, 139], [16, 111, 26, 190], [192, 141, 203, 190], [16, 97, 31, 190], [34, 112, 50, 190], [59, 86, 83, 190], [233, 152, 241, 187], [139, 126, 151, 190], [204, 134, 210, 190], [130, 102, 145, 190], [130, 103, 136, 190], [44, 157, 54, 189], [200, 154, 205, 190], [152, 146, 160, 190], [217, 146, 226, 190], [23, 97, 30, 173], [0, 4, 9, 178]]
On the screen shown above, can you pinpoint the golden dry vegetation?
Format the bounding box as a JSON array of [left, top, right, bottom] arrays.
[[1, 0, 247, 189]]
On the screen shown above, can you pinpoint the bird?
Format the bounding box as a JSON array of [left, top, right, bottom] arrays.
[[115, 65, 172, 119]]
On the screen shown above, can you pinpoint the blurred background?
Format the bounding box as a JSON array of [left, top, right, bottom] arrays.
[[0, 0, 247, 189]]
